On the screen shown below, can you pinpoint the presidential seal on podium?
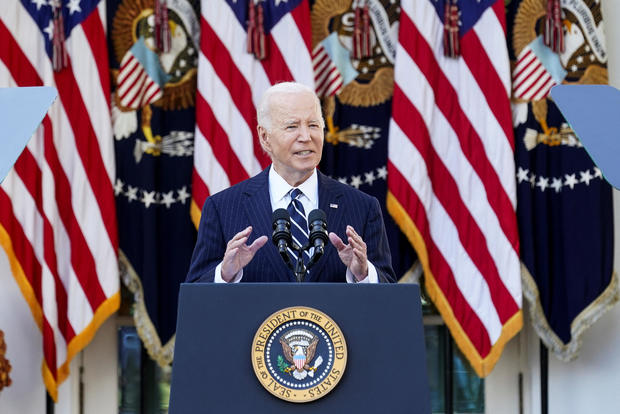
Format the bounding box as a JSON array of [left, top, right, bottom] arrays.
[[251, 306, 347, 403]]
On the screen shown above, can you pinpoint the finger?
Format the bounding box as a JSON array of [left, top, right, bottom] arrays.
[[236, 226, 253, 237], [229, 226, 252, 243], [346, 226, 365, 245], [227, 236, 248, 251], [328, 232, 347, 251], [353, 247, 367, 262], [347, 234, 366, 251], [248, 235, 268, 253], [346, 225, 360, 238]]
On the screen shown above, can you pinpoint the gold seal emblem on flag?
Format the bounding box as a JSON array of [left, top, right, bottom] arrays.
[[511, 0, 607, 142], [251, 306, 347, 403], [311, 0, 399, 107]]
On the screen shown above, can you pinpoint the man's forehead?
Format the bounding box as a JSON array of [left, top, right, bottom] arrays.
[[271, 100, 321, 121]]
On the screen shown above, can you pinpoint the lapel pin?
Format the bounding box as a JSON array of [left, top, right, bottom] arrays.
[[330, 203, 338, 209]]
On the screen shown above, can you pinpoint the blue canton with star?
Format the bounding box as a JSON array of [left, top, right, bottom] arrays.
[[22, 0, 99, 59], [226, 0, 303, 33], [429, 0, 496, 36]]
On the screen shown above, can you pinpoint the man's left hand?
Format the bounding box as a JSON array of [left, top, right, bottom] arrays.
[[328, 225, 368, 281]]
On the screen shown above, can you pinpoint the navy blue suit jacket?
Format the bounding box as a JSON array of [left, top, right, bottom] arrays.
[[185, 167, 396, 283]]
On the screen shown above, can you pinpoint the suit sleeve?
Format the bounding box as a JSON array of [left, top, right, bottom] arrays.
[[364, 197, 397, 283], [185, 197, 226, 283]]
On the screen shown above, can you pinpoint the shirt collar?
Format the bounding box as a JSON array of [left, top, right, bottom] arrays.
[[269, 167, 318, 205]]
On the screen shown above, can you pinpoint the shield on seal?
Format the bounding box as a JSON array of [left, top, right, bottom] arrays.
[[293, 347, 306, 370]]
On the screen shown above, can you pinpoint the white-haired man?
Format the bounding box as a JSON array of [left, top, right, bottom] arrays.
[[186, 82, 395, 283]]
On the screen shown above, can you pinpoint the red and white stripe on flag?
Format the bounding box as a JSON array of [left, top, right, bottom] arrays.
[[312, 43, 344, 99], [191, 0, 314, 225], [387, 0, 522, 376], [512, 47, 557, 101], [117, 53, 163, 109], [0, 0, 119, 400]]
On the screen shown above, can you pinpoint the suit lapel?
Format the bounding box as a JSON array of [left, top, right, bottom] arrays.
[[308, 172, 344, 281], [243, 167, 290, 282]]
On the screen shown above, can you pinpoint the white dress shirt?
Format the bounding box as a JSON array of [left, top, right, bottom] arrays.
[[215, 168, 378, 283]]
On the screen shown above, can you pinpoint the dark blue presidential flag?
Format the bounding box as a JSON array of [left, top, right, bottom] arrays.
[[311, 0, 416, 279], [508, 0, 617, 360], [108, 0, 199, 366]]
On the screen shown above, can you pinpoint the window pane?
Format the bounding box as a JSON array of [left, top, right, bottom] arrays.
[[142, 356, 171, 414], [424, 324, 485, 414], [118, 326, 171, 414], [453, 345, 484, 413], [118, 327, 142, 414], [424, 325, 446, 413]]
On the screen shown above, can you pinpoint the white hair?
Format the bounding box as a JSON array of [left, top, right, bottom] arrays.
[[256, 82, 324, 132]]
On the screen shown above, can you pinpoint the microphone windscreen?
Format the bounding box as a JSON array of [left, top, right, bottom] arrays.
[[272, 208, 290, 222], [307, 209, 326, 223]]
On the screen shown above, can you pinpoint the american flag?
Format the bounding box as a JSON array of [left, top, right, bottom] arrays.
[[512, 36, 566, 101], [191, 0, 313, 224], [311, 32, 359, 100], [0, 0, 119, 400], [387, 0, 522, 376], [312, 42, 343, 98], [116, 37, 169, 110]]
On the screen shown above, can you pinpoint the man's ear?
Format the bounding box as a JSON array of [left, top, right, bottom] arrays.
[[257, 125, 270, 153]]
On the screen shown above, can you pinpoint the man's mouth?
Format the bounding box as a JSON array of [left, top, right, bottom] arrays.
[[294, 150, 313, 156]]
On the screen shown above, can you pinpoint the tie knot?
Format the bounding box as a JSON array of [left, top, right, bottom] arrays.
[[290, 188, 303, 201]]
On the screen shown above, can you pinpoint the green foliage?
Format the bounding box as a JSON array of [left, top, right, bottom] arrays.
[[277, 355, 289, 373]]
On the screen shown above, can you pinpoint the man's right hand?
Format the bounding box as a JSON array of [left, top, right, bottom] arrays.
[[220, 226, 268, 282]]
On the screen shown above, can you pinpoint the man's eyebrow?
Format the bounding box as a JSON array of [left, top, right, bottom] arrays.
[[282, 118, 321, 126]]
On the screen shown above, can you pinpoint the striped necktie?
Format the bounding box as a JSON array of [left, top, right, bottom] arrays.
[[287, 188, 310, 265]]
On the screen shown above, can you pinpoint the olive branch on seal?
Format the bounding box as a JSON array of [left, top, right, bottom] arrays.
[[277, 355, 293, 374]]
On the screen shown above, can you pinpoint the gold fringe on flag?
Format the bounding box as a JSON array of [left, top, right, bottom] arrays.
[[119, 250, 175, 368], [387, 192, 523, 377], [521, 264, 619, 361]]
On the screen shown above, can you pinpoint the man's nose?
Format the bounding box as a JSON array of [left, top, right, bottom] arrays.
[[298, 125, 311, 141]]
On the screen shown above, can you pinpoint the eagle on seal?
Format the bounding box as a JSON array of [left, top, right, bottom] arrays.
[[280, 330, 319, 380]]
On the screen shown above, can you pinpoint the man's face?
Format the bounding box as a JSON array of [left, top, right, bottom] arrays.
[[259, 91, 324, 186]]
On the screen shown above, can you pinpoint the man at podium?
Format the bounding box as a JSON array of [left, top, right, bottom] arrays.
[[186, 82, 395, 284]]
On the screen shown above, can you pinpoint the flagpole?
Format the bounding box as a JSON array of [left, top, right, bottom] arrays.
[[46, 391, 54, 414], [540, 340, 548, 414]]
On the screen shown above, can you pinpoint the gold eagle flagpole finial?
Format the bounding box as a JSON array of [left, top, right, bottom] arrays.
[[0, 330, 12, 392]]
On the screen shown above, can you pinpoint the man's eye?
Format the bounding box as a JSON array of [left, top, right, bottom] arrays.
[[286, 125, 297, 130]]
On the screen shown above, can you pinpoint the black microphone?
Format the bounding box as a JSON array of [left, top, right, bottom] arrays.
[[272, 208, 292, 267], [307, 209, 328, 267]]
